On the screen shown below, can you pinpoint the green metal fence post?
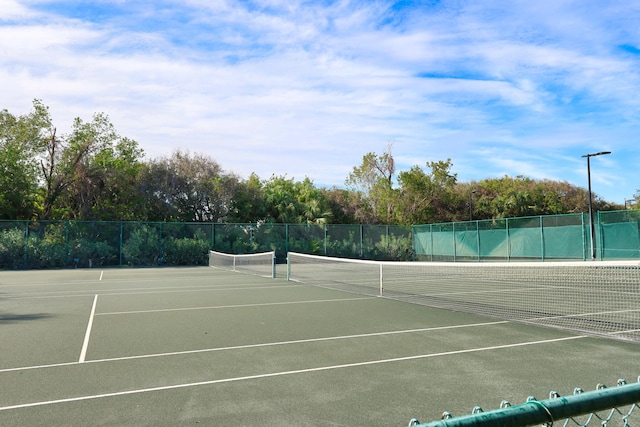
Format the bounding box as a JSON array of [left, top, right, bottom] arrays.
[[581, 212, 587, 261], [476, 220, 481, 262], [597, 210, 603, 260], [211, 222, 216, 251], [324, 224, 327, 256], [540, 216, 545, 262], [65, 220, 70, 267], [285, 224, 289, 255], [506, 218, 511, 262], [453, 222, 457, 262], [430, 224, 434, 262], [159, 222, 163, 264], [23, 221, 29, 269], [119, 221, 124, 267]]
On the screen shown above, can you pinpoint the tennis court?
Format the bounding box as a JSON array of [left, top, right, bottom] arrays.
[[0, 263, 638, 426]]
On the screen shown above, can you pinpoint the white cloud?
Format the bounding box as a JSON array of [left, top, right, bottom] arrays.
[[1, 0, 639, 202]]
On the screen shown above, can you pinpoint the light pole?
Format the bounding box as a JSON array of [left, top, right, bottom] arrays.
[[581, 151, 611, 260], [469, 189, 477, 221]]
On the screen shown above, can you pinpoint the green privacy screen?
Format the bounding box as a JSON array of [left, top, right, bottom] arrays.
[[413, 211, 640, 262]]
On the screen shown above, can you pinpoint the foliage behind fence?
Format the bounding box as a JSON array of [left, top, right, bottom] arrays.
[[1, 210, 637, 269], [0, 221, 413, 269]]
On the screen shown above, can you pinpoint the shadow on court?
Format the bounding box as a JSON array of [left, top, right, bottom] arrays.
[[0, 313, 52, 324]]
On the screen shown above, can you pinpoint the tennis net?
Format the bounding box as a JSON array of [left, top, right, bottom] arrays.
[[286, 253, 640, 342], [209, 250, 276, 278]]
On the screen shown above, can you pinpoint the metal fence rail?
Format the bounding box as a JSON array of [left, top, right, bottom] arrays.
[[409, 377, 640, 427]]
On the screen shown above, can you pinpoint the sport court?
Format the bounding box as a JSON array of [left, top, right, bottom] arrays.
[[0, 264, 638, 426]]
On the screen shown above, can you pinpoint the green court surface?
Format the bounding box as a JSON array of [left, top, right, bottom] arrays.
[[0, 267, 637, 426]]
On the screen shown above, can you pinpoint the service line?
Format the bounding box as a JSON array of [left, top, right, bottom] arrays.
[[0, 335, 585, 412]]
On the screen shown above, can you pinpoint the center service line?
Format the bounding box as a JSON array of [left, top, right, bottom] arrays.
[[79, 295, 98, 363]]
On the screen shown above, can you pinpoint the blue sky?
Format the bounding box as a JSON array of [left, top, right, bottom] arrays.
[[1, 0, 639, 204]]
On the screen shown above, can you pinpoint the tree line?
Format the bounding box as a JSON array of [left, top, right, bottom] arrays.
[[1, 100, 636, 225]]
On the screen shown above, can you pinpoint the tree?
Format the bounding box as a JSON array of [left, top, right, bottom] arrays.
[[397, 159, 458, 224], [38, 112, 145, 220], [0, 100, 52, 219], [345, 144, 398, 223], [469, 176, 593, 220], [261, 175, 332, 224], [137, 150, 235, 222], [228, 173, 267, 223], [67, 137, 145, 220], [321, 187, 359, 224]]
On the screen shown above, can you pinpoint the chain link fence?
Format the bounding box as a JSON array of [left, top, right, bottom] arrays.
[[1, 210, 637, 269], [0, 221, 413, 269]]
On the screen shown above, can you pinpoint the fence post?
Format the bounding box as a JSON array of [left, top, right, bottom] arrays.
[[476, 220, 481, 262], [506, 218, 511, 262], [453, 222, 457, 262], [597, 210, 603, 260], [285, 224, 289, 256], [324, 224, 327, 256], [581, 212, 587, 261], [65, 220, 70, 267], [540, 216, 545, 262], [211, 222, 216, 250], [119, 221, 124, 267], [430, 224, 434, 262], [159, 222, 163, 264], [23, 221, 29, 269]]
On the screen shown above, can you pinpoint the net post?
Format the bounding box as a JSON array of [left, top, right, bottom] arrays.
[[286, 252, 291, 281], [233, 255, 236, 272], [379, 263, 384, 296], [272, 252, 276, 278]]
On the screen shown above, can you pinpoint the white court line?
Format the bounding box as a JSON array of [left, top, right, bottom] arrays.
[[5, 284, 302, 300], [99, 271, 103, 281], [0, 320, 507, 373], [79, 295, 98, 363], [0, 335, 585, 412], [97, 296, 374, 316]]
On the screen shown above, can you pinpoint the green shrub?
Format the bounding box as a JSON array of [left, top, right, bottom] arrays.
[[0, 228, 26, 269], [122, 225, 161, 266], [26, 237, 67, 268], [69, 239, 118, 267], [162, 229, 209, 266]]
